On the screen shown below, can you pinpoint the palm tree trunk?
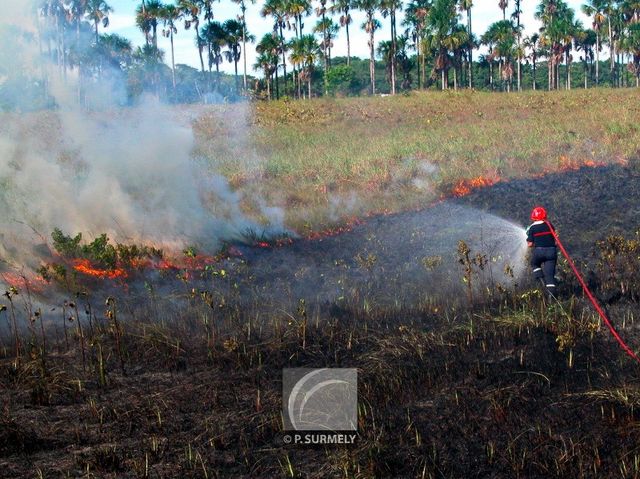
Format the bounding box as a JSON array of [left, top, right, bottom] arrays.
[[308, 70, 312, 98], [608, 17, 614, 87], [516, 14, 521, 91], [468, 9, 473, 88], [241, 3, 248, 90], [584, 58, 588, 89], [234, 56, 239, 92], [421, 30, 426, 89], [369, 27, 376, 94], [595, 32, 600, 85], [390, 9, 396, 94], [346, 13, 351, 66], [532, 58, 537, 90], [489, 61, 493, 89], [567, 58, 571, 90], [171, 33, 176, 93], [279, 24, 287, 96], [453, 65, 457, 91]]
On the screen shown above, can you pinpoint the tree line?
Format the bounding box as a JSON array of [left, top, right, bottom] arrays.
[[2, 0, 640, 108]]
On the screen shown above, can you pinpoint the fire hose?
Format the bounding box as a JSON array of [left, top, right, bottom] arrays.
[[544, 220, 640, 363]]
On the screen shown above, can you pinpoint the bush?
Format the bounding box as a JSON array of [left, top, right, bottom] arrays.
[[326, 65, 360, 97]]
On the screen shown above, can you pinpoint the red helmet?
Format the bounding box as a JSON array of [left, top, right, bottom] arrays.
[[530, 206, 547, 221]]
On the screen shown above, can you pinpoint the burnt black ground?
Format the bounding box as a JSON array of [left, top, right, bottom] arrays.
[[455, 164, 640, 256], [2, 164, 640, 478]]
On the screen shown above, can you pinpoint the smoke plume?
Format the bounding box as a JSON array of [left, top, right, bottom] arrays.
[[0, 0, 285, 278]]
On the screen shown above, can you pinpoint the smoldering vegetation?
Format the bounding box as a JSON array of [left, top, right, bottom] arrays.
[[0, 0, 288, 278], [127, 202, 528, 314], [3, 166, 640, 477]]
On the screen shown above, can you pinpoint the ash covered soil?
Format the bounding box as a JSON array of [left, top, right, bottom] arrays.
[[454, 163, 640, 255], [3, 164, 640, 478]]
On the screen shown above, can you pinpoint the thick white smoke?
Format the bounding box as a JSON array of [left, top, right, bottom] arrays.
[[0, 0, 284, 275]]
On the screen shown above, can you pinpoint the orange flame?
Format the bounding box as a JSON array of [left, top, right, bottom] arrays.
[[1, 271, 48, 292], [304, 217, 365, 241], [451, 176, 499, 197], [533, 157, 606, 178], [72, 259, 128, 279]]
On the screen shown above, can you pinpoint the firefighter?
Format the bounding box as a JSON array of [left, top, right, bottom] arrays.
[[526, 206, 558, 297]]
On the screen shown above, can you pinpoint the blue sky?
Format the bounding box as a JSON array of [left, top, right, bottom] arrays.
[[107, 0, 591, 75]]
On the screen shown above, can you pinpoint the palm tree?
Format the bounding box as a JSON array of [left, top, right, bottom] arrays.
[[288, 0, 313, 37], [261, 0, 289, 96], [96, 33, 133, 70], [136, 0, 164, 48], [201, 20, 226, 90], [536, 0, 576, 90], [131, 44, 166, 95], [178, 0, 206, 75], [231, 0, 258, 90], [403, 0, 430, 88], [378, 36, 413, 90], [86, 0, 112, 44], [562, 17, 583, 90], [160, 4, 182, 92], [381, 0, 403, 94], [511, 0, 522, 90], [42, 0, 69, 73], [395, 34, 414, 88], [483, 19, 516, 91], [136, 2, 153, 45], [289, 34, 320, 97], [356, 0, 382, 94], [68, 0, 88, 96], [575, 28, 596, 87], [425, 0, 459, 90], [377, 40, 394, 86], [284, 0, 311, 98], [314, 17, 339, 95], [602, 0, 617, 86], [315, 0, 331, 93], [459, 0, 473, 87], [256, 32, 281, 98], [581, 0, 605, 85], [330, 0, 354, 65], [69, 0, 88, 50], [223, 19, 253, 93], [444, 23, 469, 89], [498, 0, 508, 20], [254, 51, 277, 98], [524, 32, 541, 89], [623, 22, 640, 86]]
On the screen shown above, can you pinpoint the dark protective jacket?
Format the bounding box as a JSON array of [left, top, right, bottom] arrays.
[[526, 221, 556, 248]]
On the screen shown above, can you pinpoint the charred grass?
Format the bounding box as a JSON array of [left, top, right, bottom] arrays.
[[1, 283, 640, 478]]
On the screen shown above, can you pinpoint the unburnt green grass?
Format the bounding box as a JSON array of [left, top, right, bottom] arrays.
[[193, 88, 640, 230]]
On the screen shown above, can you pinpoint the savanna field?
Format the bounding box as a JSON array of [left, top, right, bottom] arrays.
[[3, 89, 640, 478]]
